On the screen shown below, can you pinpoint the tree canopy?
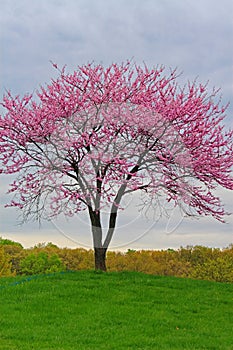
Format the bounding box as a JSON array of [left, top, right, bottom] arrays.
[[1, 61, 232, 269]]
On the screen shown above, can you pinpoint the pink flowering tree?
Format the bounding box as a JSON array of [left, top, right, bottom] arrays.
[[0, 62, 233, 270]]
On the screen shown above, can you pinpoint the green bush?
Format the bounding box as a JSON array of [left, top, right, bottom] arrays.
[[20, 252, 65, 275], [0, 236, 23, 248]]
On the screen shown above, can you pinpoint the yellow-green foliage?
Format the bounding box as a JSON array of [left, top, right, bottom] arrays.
[[107, 249, 191, 276], [2, 244, 26, 274], [0, 247, 15, 277], [106, 246, 233, 282], [0, 238, 232, 282], [188, 246, 233, 282]]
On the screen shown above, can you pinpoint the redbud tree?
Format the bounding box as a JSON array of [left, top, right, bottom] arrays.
[[0, 62, 232, 270]]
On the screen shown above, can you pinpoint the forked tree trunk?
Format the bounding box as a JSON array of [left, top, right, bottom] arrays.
[[88, 207, 107, 271], [94, 247, 107, 271], [88, 196, 123, 271]]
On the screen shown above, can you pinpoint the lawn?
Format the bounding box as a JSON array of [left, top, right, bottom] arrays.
[[0, 271, 232, 349]]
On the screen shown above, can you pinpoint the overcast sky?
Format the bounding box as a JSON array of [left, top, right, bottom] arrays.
[[0, 0, 232, 250]]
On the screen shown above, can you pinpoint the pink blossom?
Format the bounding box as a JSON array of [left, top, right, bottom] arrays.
[[0, 62, 232, 263]]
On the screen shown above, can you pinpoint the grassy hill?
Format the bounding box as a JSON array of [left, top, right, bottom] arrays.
[[0, 271, 232, 349]]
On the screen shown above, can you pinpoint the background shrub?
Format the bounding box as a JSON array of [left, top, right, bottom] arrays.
[[20, 252, 65, 275]]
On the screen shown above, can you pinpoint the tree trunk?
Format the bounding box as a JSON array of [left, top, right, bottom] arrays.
[[87, 207, 107, 271], [94, 247, 107, 271]]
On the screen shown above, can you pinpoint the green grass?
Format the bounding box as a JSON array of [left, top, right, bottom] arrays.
[[0, 271, 233, 350]]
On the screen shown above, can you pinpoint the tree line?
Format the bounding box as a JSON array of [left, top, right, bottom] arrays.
[[0, 237, 232, 282]]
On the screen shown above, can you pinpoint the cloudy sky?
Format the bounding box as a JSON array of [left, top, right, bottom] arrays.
[[0, 0, 232, 250]]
